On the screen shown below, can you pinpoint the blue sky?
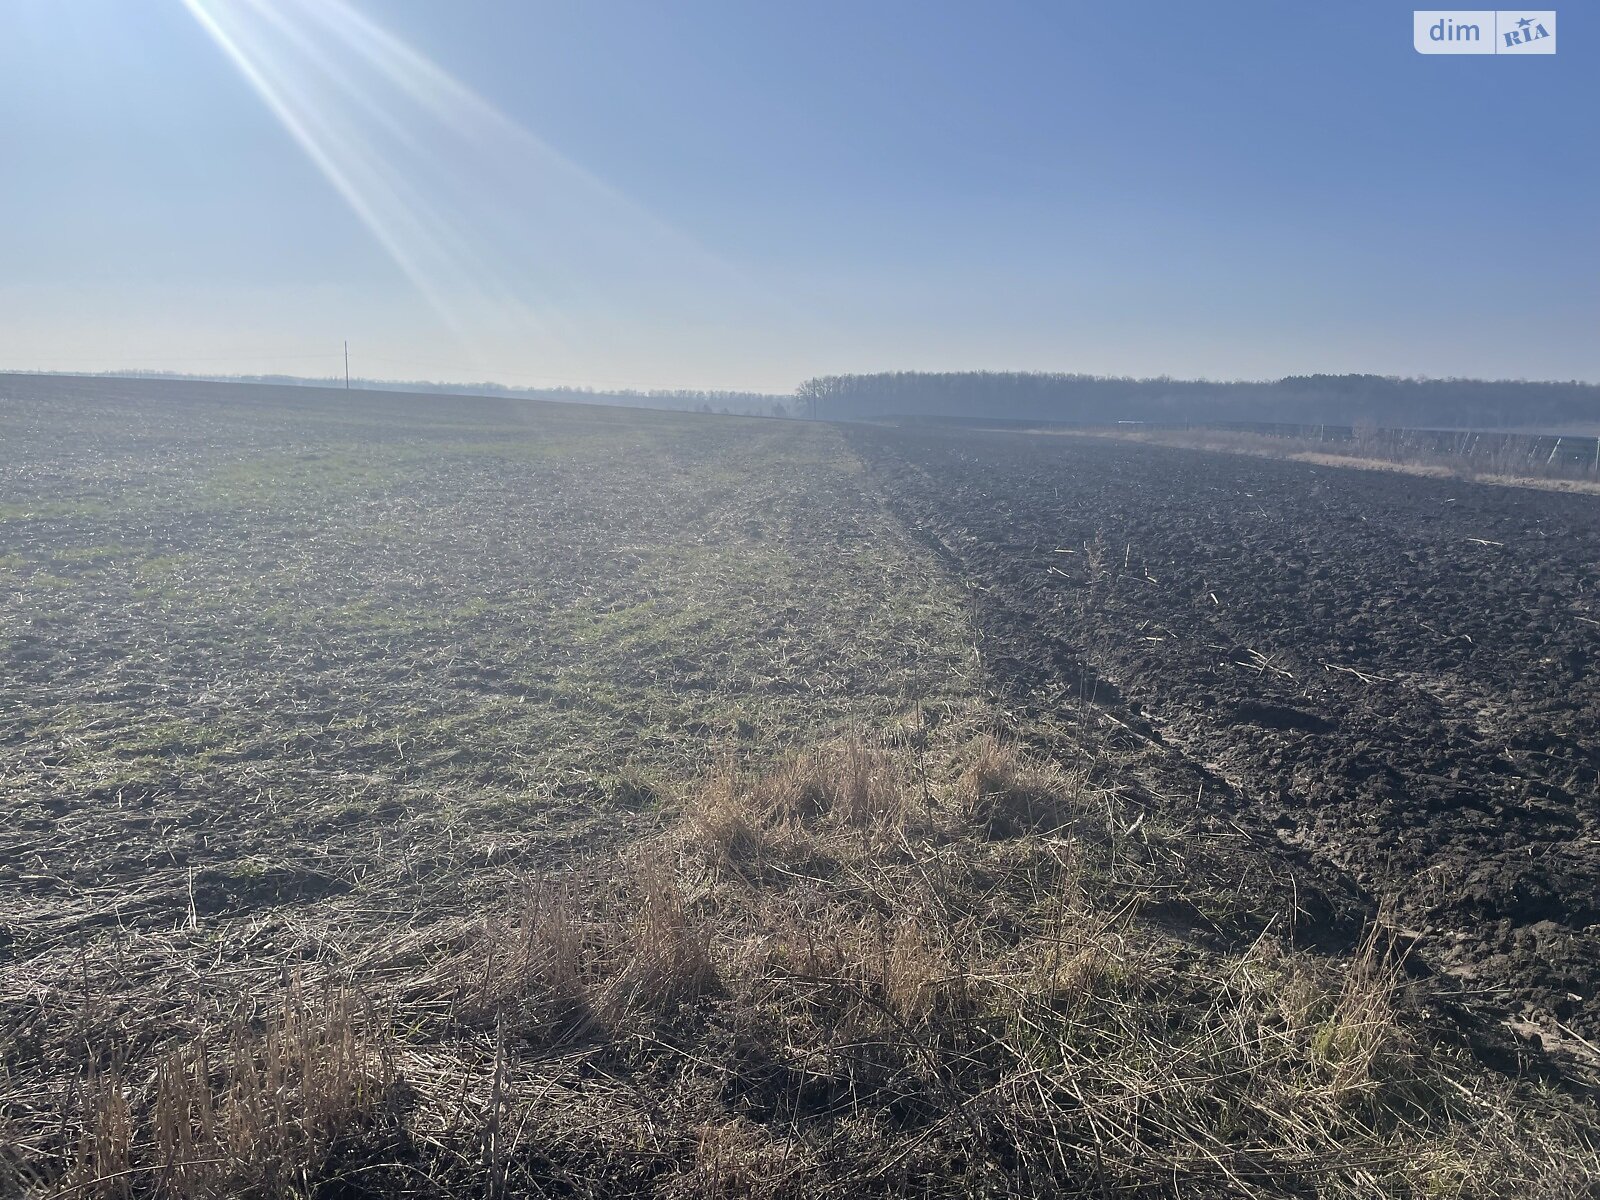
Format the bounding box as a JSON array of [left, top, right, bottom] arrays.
[[0, 1, 1594, 391]]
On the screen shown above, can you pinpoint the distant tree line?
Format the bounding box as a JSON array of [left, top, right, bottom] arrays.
[[794, 372, 1600, 432]]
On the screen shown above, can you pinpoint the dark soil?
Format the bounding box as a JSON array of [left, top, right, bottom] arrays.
[[850, 424, 1600, 1059]]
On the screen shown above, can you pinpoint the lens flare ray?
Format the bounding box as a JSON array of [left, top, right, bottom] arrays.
[[180, 0, 746, 368]]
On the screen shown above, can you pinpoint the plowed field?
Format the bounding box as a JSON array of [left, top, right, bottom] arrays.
[[851, 424, 1600, 1053]]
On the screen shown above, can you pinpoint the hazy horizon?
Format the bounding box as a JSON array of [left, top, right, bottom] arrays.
[[8, 363, 1600, 395], [3, 0, 1595, 392]]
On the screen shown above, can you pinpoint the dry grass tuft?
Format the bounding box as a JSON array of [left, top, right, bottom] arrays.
[[957, 735, 1080, 837], [61, 982, 395, 1200], [601, 859, 717, 1021], [683, 738, 913, 881], [750, 738, 910, 832], [457, 882, 595, 1044], [655, 1117, 812, 1200], [879, 920, 968, 1025], [806, 739, 908, 831], [1309, 923, 1414, 1106], [684, 763, 785, 876]]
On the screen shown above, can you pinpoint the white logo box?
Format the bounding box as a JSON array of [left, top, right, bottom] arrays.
[[1414, 10, 1556, 53]]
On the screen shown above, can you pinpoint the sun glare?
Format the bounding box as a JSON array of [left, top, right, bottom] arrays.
[[178, 0, 736, 370]]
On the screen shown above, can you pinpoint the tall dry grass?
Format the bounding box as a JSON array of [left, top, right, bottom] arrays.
[[57, 983, 395, 1199], [18, 733, 1600, 1197]]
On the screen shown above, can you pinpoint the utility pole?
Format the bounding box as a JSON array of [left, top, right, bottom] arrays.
[[344, 341, 350, 390]]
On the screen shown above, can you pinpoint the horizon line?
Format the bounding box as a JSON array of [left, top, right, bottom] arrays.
[[5, 365, 1599, 395]]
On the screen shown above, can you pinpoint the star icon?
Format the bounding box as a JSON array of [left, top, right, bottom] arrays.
[[1517, 15, 1533, 28]]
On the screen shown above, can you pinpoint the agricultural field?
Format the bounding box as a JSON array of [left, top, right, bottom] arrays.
[[2, 376, 1599, 1196], [0, 376, 972, 971]]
